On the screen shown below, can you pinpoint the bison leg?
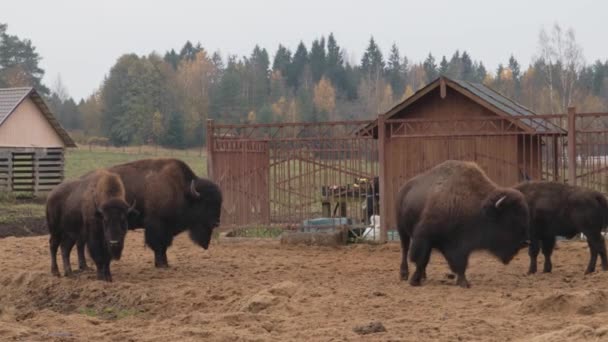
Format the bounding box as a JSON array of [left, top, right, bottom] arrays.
[[585, 232, 604, 274], [541, 237, 556, 273], [77, 239, 89, 271], [144, 225, 171, 268], [527, 239, 540, 274], [49, 234, 61, 277], [443, 248, 470, 288], [409, 237, 432, 286], [600, 238, 608, 271], [398, 233, 411, 281], [103, 261, 113, 282], [60, 238, 76, 277], [94, 261, 112, 282]]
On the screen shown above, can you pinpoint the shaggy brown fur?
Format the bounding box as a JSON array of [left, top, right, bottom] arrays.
[[515, 181, 608, 275], [47, 169, 137, 282], [103, 158, 222, 268], [395, 160, 530, 288]]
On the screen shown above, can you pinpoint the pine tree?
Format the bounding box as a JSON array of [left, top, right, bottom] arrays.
[[289, 41, 309, 89], [326, 33, 344, 85], [439, 56, 449, 75], [423, 53, 438, 83], [164, 49, 180, 69], [0, 24, 49, 94], [309, 37, 326, 83], [272, 44, 292, 77], [461, 51, 474, 81], [386, 44, 405, 97], [447, 50, 462, 79]]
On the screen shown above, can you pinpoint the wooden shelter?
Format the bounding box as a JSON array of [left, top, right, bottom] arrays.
[[361, 76, 566, 231], [0, 87, 76, 195]]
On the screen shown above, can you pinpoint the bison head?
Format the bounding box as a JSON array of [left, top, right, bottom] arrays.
[[482, 189, 530, 264], [186, 178, 223, 249], [95, 197, 139, 260]]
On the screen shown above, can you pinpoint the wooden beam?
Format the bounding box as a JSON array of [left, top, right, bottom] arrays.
[[378, 114, 388, 243], [440, 77, 447, 99], [567, 107, 577, 186], [206, 119, 214, 180]]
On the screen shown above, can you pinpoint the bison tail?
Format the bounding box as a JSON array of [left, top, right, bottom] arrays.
[[595, 193, 608, 229]]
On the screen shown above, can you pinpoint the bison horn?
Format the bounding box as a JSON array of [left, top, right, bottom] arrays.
[[495, 195, 507, 208], [190, 180, 201, 199], [93, 192, 102, 214], [128, 199, 137, 213]]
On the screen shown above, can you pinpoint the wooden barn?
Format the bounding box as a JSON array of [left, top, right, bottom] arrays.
[[361, 76, 565, 230], [0, 87, 76, 195]]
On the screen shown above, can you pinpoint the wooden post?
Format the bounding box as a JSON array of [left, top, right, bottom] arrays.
[[567, 107, 576, 186], [552, 135, 559, 181], [378, 114, 388, 243], [33, 150, 40, 197], [8, 151, 13, 192], [439, 77, 447, 99], [206, 119, 214, 180]]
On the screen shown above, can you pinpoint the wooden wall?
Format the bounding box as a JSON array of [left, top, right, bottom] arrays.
[[383, 86, 538, 230], [0, 147, 65, 196]]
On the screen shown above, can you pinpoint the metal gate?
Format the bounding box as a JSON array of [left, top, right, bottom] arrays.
[[208, 120, 379, 231]]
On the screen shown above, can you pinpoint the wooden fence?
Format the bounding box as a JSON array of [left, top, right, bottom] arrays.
[[208, 108, 608, 242], [0, 147, 65, 196]]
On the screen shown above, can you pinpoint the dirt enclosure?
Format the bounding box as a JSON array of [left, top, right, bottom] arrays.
[[1, 232, 608, 341]]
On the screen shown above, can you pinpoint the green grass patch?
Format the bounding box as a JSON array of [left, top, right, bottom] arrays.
[[65, 149, 207, 180], [225, 226, 284, 238], [0, 200, 45, 225]]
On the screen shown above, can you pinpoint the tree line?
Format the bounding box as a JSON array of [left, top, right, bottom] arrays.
[[1, 23, 608, 148]]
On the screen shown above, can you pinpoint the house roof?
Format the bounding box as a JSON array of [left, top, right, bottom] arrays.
[[0, 87, 76, 147], [360, 76, 565, 136]]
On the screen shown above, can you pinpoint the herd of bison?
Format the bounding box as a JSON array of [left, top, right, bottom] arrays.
[[46, 158, 608, 288]]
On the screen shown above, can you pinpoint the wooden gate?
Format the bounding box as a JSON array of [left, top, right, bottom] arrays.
[[208, 120, 378, 229]]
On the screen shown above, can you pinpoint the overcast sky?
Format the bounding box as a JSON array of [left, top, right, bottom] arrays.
[[3, 0, 607, 100]]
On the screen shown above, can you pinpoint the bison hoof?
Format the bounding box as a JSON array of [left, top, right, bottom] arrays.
[[456, 280, 470, 288], [51, 268, 60, 277], [542, 268, 552, 273], [409, 278, 422, 287], [445, 273, 456, 280], [155, 263, 169, 269], [400, 273, 409, 281], [64, 270, 74, 278]]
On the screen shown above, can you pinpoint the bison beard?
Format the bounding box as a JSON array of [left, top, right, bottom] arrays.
[[515, 181, 608, 275], [395, 160, 530, 288]]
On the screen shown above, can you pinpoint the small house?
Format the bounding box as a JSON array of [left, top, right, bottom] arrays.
[[0, 87, 76, 195]]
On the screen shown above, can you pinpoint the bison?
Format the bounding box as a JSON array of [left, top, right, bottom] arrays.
[[103, 158, 222, 268], [47, 169, 138, 281], [514, 181, 608, 275], [395, 160, 530, 288]]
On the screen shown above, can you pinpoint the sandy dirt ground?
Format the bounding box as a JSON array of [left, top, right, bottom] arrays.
[[1, 231, 608, 342]]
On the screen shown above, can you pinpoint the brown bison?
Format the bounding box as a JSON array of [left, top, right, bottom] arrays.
[[103, 158, 222, 268], [514, 181, 608, 275], [395, 160, 530, 288], [47, 169, 138, 281]]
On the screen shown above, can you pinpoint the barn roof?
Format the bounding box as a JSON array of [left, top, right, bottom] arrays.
[[359, 76, 565, 136], [0, 87, 76, 147]]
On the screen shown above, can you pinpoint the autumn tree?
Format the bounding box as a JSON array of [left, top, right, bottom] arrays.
[[313, 76, 336, 120]]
